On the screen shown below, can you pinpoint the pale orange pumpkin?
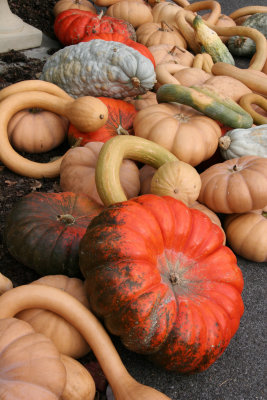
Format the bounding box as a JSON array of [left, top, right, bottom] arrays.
[[60, 141, 140, 204], [16, 275, 91, 359], [136, 20, 187, 48], [7, 108, 69, 153], [53, 0, 97, 16], [148, 43, 194, 66], [224, 206, 267, 262], [152, 2, 183, 25], [200, 75, 252, 102], [172, 67, 211, 87], [133, 103, 221, 166], [0, 318, 66, 400], [105, 1, 153, 28], [198, 156, 267, 214]]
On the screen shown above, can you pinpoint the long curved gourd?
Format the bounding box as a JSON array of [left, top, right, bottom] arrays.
[[184, 0, 221, 25], [0, 91, 108, 178], [155, 63, 185, 86], [229, 6, 267, 21], [0, 285, 171, 400], [95, 136, 178, 206], [156, 84, 253, 129], [239, 93, 267, 125]]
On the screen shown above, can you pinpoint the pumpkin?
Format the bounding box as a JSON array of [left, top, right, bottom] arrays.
[[7, 107, 69, 153], [60, 355, 96, 400], [54, 9, 136, 46], [0, 317, 66, 399], [106, 1, 153, 28], [0, 285, 172, 400], [40, 40, 156, 99], [4, 192, 103, 277], [173, 67, 211, 86], [199, 75, 252, 102], [190, 201, 223, 230], [60, 142, 140, 205], [0, 272, 13, 295], [67, 97, 137, 146], [198, 156, 267, 214], [16, 275, 91, 359], [124, 91, 158, 110], [53, 0, 97, 16], [148, 43, 194, 66], [152, 2, 183, 26], [224, 206, 267, 263], [136, 21, 187, 48], [219, 125, 267, 160], [138, 161, 201, 206], [133, 102, 221, 166], [79, 190, 244, 372]]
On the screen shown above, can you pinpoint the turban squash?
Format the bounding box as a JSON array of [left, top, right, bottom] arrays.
[[80, 194, 244, 373]]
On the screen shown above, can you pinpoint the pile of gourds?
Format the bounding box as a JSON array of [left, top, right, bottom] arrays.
[[0, 0, 267, 398]]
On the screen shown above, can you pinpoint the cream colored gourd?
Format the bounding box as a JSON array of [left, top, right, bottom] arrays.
[[106, 1, 153, 28], [136, 21, 187, 48], [53, 0, 96, 16], [133, 103, 221, 166], [16, 275, 91, 359], [0, 83, 108, 178], [0, 285, 171, 400], [202, 13, 236, 42], [60, 141, 140, 205], [219, 125, 267, 160], [184, 0, 221, 25], [0, 272, 13, 295], [7, 108, 69, 153], [60, 355, 96, 400]]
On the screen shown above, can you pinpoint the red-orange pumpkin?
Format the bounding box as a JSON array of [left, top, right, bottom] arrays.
[[68, 97, 137, 146], [80, 194, 244, 373]]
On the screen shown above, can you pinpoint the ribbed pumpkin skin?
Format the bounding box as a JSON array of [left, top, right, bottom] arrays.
[[80, 194, 244, 373], [68, 97, 137, 146], [54, 9, 136, 45], [5, 192, 103, 277]]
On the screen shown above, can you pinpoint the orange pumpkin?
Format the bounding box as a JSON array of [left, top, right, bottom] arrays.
[[152, 2, 183, 25], [53, 0, 97, 16], [133, 103, 221, 166], [136, 21, 187, 48], [105, 1, 153, 28]]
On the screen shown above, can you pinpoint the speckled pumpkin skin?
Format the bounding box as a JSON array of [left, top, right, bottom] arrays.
[[5, 192, 103, 277], [40, 40, 156, 99], [80, 194, 244, 373]]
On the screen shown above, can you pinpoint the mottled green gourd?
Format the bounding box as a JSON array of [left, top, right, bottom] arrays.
[[193, 15, 235, 65], [156, 84, 253, 129]]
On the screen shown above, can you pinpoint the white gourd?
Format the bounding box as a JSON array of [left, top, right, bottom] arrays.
[[219, 124, 267, 160], [40, 40, 156, 99]]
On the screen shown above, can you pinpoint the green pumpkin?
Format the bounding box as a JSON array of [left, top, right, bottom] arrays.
[[227, 13, 267, 57]]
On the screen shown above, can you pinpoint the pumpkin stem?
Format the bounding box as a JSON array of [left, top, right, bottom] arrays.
[[219, 135, 231, 150], [117, 125, 129, 135], [169, 45, 186, 55], [235, 37, 246, 47], [169, 272, 179, 285], [98, 10, 104, 19], [72, 137, 83, 148], [160, 21, 173, 32], [232, 165, 238, 172], [131, 77, 141, 88], [57, 214, 76, 225]]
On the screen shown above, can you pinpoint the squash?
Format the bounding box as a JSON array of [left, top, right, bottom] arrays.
[[229, 6, 267, 22], [156, 84, 253, 129], [200, 75, 252, 102], [60, 355, 96, 400], [40, 40, 156, 99], [155, 63, 186, 87], [4, 192, 103, 277], [105, 1, 153, 28], [148, 43, 194, 66], [0, 285, 172, 400], [184, 0, 221, 25], [227, 13, 267, 57], [224, 206, 267, 263], [0, 89, 109, 178], [67, 97, 137, 146], [54, 9, 136, 46], [136, 21, 187, 48], [0, 272, 13, 295], [239, 93, 267, 125], [0, 317, 66, 399], [60, 142, 140, 205], [192, 53, 214, 73], [152, 2, 183, 26], [202, 13, 236, 42], [219, 125, 267, 160], [198, 156, 267, 214], [16, 275, 91, 359], [77, 139, 244, 373], [173, 67, 211, 86], [53, 0, 96, 16], [124, 91, 158, 110], [7, 107, 69, 153], [133, 102, 221, 166]]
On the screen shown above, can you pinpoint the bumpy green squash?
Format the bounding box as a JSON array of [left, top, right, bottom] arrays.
[[227, 13, 267, 57], [156, 84, 253, 129]]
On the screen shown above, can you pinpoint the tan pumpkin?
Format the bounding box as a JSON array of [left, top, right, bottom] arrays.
[[133, 103, 221, 166], [198, 156, 267, 214], [53, 0, 97, 16], [173, 67, 212, 87], [136, 20, 187, 48], [0, 317, 66, 400], [190, 201, 223, 228], [200, 75, 252, 102], [0, 272, 13, 295], [148, 43, 194, 66], [7, 108, 69, 153], [60, 141, 140, 204], [152, 2, 183, 25], [105, 1, 153, 28], [60, 355, 96, 400], [224, 206, 267, 262], [138, 160, 201, 206], [124, 91, 158, 110], [16, 275, 91, 359]]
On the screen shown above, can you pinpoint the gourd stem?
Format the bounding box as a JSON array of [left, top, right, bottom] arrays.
[[57, 214, 76, 225], [95, 136, 178, 206], [0, 285, 171, 400], [219, 135, 231, 150]]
